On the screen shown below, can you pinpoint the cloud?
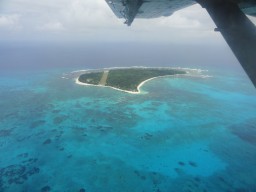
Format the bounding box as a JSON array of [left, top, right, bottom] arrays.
[[37, 21, 65, 32], [0, 14, 21, 30], [0, 0, 222, 44], [61, 0, 120, 30], [160, 13, 201, 29]]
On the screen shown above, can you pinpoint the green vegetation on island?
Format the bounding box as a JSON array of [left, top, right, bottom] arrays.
[[106, 68, 185, 92], [78, 72, 103, 85], [78, 68, 186, 92]]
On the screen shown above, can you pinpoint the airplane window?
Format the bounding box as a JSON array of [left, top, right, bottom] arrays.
[[0, 0, 256, 192]]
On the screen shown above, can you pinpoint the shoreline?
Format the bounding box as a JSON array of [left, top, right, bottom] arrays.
[[75, 77, 144, 94], [71, 66, 208, 74], [73, 67, 210, 94]]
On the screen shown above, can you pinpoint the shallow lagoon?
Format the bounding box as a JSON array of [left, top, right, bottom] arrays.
[[0, 67, 256, 192]]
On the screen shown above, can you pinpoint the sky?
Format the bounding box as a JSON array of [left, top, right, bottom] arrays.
[[1, 0, 254, 71], [0, 0, 224, 43]]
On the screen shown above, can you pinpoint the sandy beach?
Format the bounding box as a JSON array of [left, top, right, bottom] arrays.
[[74, 67, 210, 94]]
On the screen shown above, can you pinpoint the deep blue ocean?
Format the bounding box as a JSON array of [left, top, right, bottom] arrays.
[[1, 45, 256, 192]]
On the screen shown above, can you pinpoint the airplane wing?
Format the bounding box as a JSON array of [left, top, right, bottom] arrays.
[[106, 0, 196, 25], [105, 0, 256, 88]]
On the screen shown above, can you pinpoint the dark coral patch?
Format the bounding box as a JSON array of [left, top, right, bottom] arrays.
[[52, 109, 60, 113], [142, 133, 153, 140], [0, 129, 13, 137], [174, 168, 184, 175], [189, 161, 197, 167], [41, 185, 51, 192], [235, 188, 249, 192], [133, 170, 140, 176], [17, 135, 31, 142], [94, 125, 113, 133], [43, 139, 52, 145], [17, 153, 29, 158], [72, 126, 87, 136], [30, 120, 46, 129], [79, 188, 86, 192], [178, 161, 185, 166], [53, 115, 68, 124], [59, 147, 64, 151], [0, 164, 40, 189], [229, 119, 256, 145], [55, 134, 62, 140], [194, 177, 201, 182], [1, 165, 26, 177], [22, 158, 38, 164], [27, 167, 40, 175]]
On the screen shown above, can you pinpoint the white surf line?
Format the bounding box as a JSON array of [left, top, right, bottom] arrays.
[[75, 77, 141, 94], [75, 74, 190, 94], [74, 67, 211, 94], [71, 67, 208, 76]]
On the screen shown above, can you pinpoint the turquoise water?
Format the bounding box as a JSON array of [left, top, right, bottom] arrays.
[[1, 67, 256, 192]]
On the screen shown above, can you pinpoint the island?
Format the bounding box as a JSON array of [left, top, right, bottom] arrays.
[[76, 67, 187, 94]]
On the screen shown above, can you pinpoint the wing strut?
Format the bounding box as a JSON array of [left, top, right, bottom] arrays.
[[197, 0, 256, 87]]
